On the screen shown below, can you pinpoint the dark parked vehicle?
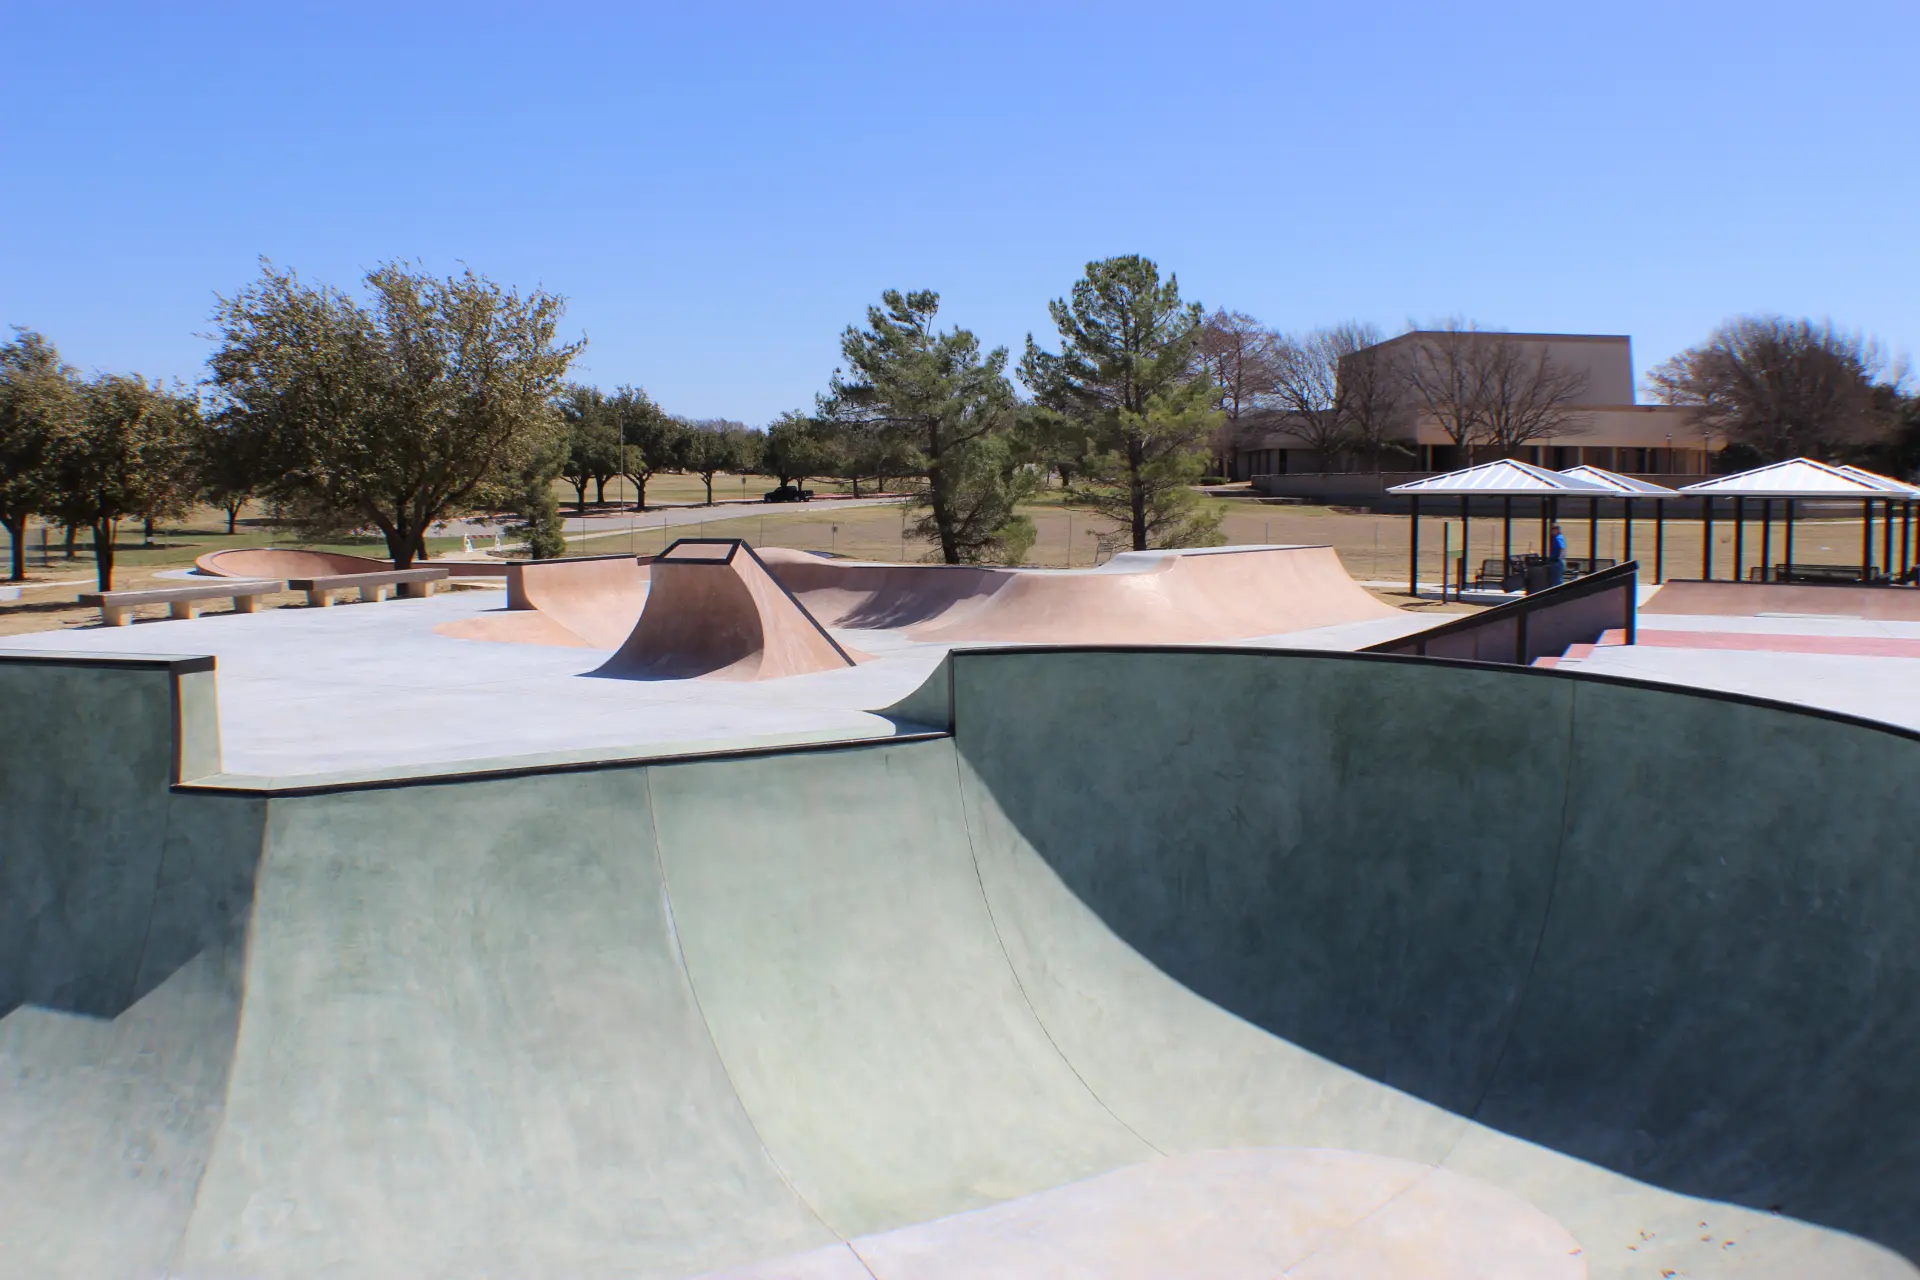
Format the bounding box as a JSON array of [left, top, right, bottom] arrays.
[[762, 485, 814, 503]]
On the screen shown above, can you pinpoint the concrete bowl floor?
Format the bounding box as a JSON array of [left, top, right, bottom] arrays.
[[0, 587, 1437, 779]]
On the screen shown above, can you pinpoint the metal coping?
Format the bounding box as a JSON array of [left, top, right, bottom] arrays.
[[657, 537, 743, 565]]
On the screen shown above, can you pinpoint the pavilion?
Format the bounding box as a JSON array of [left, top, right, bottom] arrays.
[[1387, 460, 1613, 598], [1677, 458, 1920, 585]]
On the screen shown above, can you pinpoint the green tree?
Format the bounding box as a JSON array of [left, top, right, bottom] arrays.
[[759, 411, 838, 489], [0, 330, 80, 581], [194, 411, 266, 534], [500, 434, 569, 559], [608, 386, 684, 510], [51, 375, 198, 590], [558, 384, 622, 511], [208, 261, 582, 566], [827, 289, 1035, 564], [1020, 256, 1224, 550], [680, 419, 753, 504]]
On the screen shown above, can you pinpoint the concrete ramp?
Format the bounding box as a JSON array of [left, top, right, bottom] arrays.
[[759, 544, 1397, 643], [438, 553, 653, 649], [597, 539, 861, 681]]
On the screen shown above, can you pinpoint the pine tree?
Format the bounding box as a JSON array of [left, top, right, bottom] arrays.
[[1020, 256, 1224, 551]]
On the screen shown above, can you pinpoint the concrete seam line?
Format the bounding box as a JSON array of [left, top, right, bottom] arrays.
[[639, 767, 881, 1280], [947, 740, 1165, 1159]]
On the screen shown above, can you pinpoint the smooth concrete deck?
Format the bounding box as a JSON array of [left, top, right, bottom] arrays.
[[0, 587, 1436, 778], [2, 647, 1915, 1277], [1556, 610, 1920, 730]]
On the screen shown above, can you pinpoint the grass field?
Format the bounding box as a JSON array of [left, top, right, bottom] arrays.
[[2, 475, 1899, 636]]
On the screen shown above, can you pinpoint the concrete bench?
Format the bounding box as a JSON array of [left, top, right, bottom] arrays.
[[79, 580, 285, 627], [288, 567, 450, 607]]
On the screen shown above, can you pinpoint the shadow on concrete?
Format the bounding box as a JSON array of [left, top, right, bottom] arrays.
[[955, 648, 1920, 1263]]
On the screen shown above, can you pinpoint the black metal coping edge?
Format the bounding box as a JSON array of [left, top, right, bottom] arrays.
[[938, 643, 1920, 749], [0, 650, 215, 675]]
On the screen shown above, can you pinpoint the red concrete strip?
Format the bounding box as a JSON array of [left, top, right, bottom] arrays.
[[1635, 630, 1920, 659], [1531, 656, 1561, 668], [1598, 629, 1629, 646], [1560, 644, 1598, 661]]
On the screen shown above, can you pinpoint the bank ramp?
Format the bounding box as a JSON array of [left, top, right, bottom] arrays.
[[2, 647, 1917, 1278]]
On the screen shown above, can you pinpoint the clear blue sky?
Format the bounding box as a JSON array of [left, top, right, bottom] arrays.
[[4, 2, 1914, 423]]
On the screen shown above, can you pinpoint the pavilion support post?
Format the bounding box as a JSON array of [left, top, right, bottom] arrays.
[[1733, 496, 1745, 581], [1785, 499, 1796, 577], [1896, 498, 1912, 583], [1760, 500, 1773, 582], [1460, 496, 1470, 598], [1862, 500, 1874, 583], [1702, 496, 1714, 581], [1408, 495, 1419, 598], [1588, 497, 1599, 568], [1441, 520, 1451, 602], [1655, 500, 1665, 584], [1502, 496, 1512, 565], [1623, 498, 1634, 562], [1884, 497, 1896, 580]]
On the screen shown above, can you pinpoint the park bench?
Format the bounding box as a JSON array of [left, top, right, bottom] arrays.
[[287, 567, 450, 607], [1755, 563, 1881, 585], [79, 579, 284, 627], [1564, 557, 1618, 581]]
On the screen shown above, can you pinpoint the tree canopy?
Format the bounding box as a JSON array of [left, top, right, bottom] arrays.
[[827, 289, 1033, 564], [52, 374, 199, 589], [1021, 256, 1223, 551], [0, 330, 79, 580], [1647, 316, 1893, 462], [207, 261, 582, 566]]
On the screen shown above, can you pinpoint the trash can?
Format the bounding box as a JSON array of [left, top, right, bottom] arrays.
[[1522, 555, 1554, 594]]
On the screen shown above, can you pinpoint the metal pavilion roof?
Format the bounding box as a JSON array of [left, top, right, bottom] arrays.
[[1386, 459, 1614, 497], [1677, 457, 1920, 499], [1555, 465, 1681, 496]]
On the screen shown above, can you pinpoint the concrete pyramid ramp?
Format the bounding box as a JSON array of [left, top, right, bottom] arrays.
[[597, 539, 861, 681]]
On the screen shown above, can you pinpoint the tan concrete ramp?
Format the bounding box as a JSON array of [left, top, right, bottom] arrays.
[[436, 553, 652, 649], [758, 544, 1397, 643], [597, 539, 861, 681]]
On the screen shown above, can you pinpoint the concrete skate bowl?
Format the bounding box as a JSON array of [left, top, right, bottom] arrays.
[[193, 547, 390, 578], [3, 649, 1919, 1277], [759, 542, 1399, 641]]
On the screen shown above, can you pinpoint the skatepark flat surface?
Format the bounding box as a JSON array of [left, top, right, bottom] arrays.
[[0, 587, 1437, 777], [4, 647, 1917, 1278]]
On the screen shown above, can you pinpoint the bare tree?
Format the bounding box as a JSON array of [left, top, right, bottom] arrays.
[[1193, 309, 1281, 476], [1476, 338, 1591, 455], [1397, 318, 1492, 461], [1265, 322, 1386, 470], [1396, 321, 1589, 462], [1335, 335, 1415, 470], [1646, 316, 1893, 461]]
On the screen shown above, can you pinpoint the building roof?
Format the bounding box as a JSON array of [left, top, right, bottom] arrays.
[[1386, 459, 1615, 496], [1677, 458, 1920, 499], [1556, 465, 1681, 496]]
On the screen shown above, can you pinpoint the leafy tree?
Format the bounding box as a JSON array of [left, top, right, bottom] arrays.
[[1646, 316, 1892, 461], [51, 375, 198, 590], [194, 412, 266, 534], [558, 384, 622, 510], [608, 386, 684, 510], [759, 411, 838, 488], [207, 261, 582, 567], [1020, 256, 1224, 550], [827, 289, 1034, 563], [679, 419, 753, 504], [0, 330, 80, 580], [499, 434, 569, 558]]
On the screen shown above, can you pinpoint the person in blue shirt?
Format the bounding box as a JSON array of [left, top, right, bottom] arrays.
[[1547, 523, 1567, 586]]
